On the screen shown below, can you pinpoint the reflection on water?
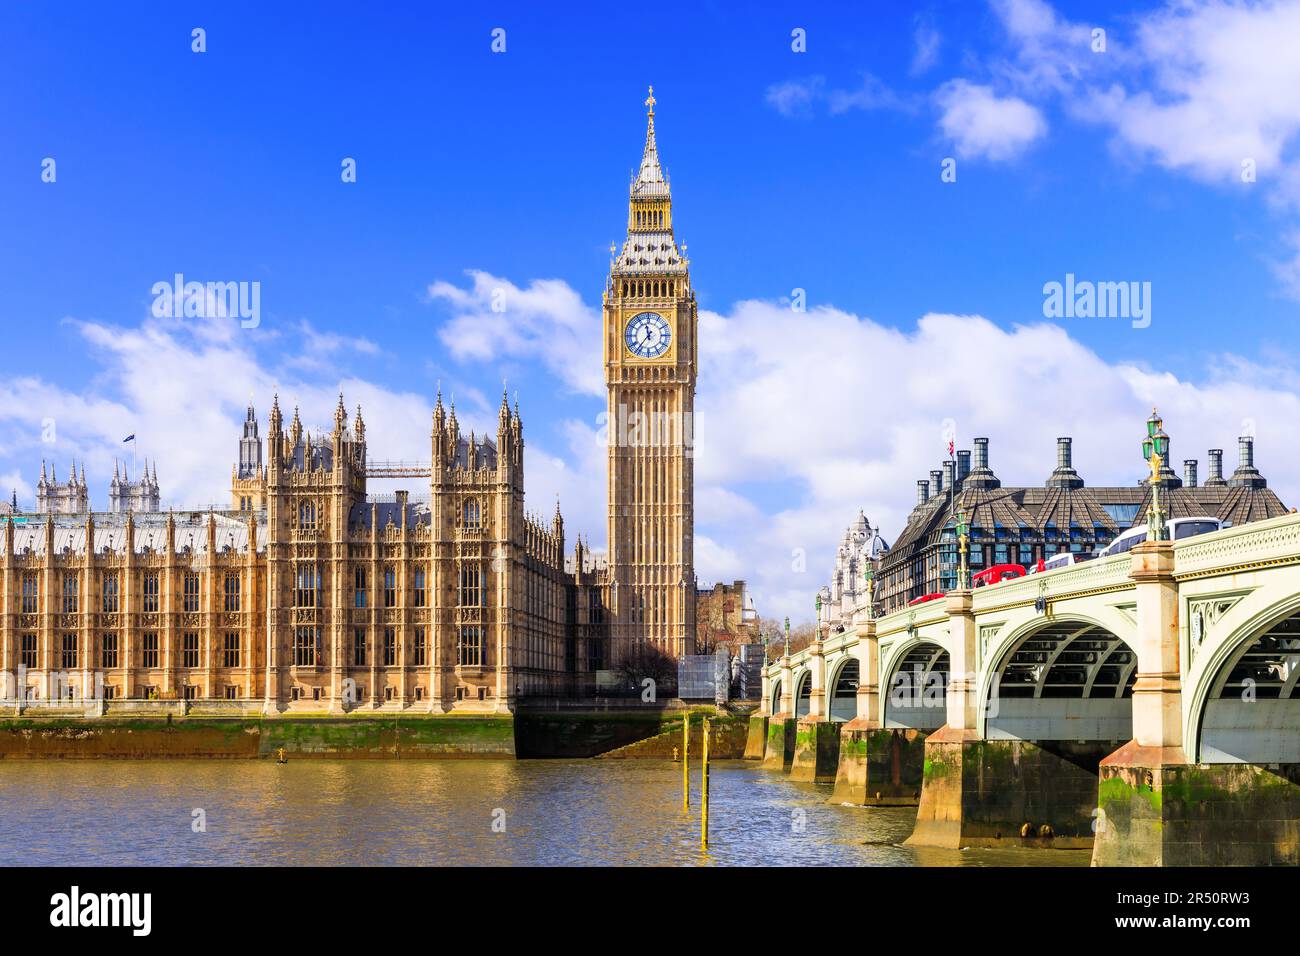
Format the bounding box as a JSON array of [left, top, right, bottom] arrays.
[[0, 759, 1090, 867]]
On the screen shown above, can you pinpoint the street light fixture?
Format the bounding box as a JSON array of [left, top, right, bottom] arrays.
[[955, 510, 970, 590], [862, 562, 875, 621], [783, 615, 790, 658], [1143, 408, 1169, 541]]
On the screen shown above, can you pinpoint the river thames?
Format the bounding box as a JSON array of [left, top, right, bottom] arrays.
[[2, 759, 1090, 866]]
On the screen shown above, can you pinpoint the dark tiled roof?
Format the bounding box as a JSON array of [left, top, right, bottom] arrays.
[[881, 480, 1288, 576], [348, 500, 432, 531]]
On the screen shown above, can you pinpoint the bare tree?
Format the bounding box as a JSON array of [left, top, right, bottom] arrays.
[[613, 643, 677, 694]]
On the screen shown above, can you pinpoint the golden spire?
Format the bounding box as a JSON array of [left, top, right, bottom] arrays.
[[645, 85, 656, 117]]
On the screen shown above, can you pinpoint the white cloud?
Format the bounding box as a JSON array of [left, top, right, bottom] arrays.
[[911, 22, 942, 75], [765, 77, 825, 117], [1083, 0, 1300, 185], [934, 80, 1048, 160], [691, 298, 1300, 622], [428, 270, 602, 396], [766, 74, 914, 118], [971, 0, 1300, 298]]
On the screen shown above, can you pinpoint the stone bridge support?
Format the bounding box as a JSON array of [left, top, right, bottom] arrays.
[[1094, 541, 1197, 865], [907, 589, 1099, 849], [761, 655, 796, 771], [790, 638, 840, 783], [744, 666, 773, 759], [829, 618, 924, 805]]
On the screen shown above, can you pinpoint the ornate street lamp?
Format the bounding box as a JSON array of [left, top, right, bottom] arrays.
[[862, 562, 876, 621], [783, 615, 790, 658], [955, 510, 970, 589], [1142, 408, 1170, 541], [814, 593, 823, 639]]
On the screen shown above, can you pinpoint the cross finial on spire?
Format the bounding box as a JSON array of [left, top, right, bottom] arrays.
[[645, 85, 656, 116]]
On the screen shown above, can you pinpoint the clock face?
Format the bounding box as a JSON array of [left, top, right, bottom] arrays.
[[625, 311, 672, 359]]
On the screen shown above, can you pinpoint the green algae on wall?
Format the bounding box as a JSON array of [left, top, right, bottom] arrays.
[[0, 715, 517, 759]]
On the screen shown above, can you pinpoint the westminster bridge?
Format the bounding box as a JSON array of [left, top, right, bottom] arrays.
[[753, 511, 1300, 866]]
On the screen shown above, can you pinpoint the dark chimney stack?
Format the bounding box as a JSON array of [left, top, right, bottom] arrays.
[[963, 436, 1001, 490], [1229, 434, 1267, 488], [917, 480, 930, 506], [1206, 448, 1225, 486], [1183, 460, 1198, 488], [1047, 436, 1084, 489]]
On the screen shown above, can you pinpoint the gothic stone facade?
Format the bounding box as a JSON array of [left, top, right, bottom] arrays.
[[0, 392, 607, 712]]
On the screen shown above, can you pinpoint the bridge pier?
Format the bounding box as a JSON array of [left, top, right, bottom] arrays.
[[1096, 750, 1300, 865], [1090, 540, 1300, 865], [906, 590, 1097, 847], [907, 734, 1111, 848], [743, 713, 768, 759], [761, 655, 796, 771], [789, 638, 839, 782], [830, 618, 924, 804]]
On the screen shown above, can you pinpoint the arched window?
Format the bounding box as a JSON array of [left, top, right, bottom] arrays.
[[463, 499, 481, 530], [294, 566, 320, 608], [298, 500, 317, 532]]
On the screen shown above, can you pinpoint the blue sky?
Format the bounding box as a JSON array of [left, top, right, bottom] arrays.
[[3, 1, 1300, 622]]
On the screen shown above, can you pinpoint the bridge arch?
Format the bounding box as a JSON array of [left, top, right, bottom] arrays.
[[769, 677, 783, 716], [793, 669, 812, 718], [979, 614, 1136, 741], [828, 656, 859, 722], [1190, 598, 1300, 763], [882, 639, 949, 730]]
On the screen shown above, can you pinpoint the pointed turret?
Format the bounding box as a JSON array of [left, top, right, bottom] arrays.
[[354, 404, 366, 443], [613, 86, 686, 276], [333, 390, 347, 436], [631, 85, 668, 199]]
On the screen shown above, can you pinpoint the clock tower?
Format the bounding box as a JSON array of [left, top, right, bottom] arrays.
[[604, 87, 697, 662]]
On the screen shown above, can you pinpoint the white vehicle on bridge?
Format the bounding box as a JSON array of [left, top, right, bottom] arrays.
[[1030, 551, 1096, 574], [1095, 516, 1223, 558]]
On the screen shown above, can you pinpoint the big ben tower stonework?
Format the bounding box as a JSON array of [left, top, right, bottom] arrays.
[[605, 88, 698, 662]]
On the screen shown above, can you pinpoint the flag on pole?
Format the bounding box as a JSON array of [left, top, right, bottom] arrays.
[[947, 438, 955, 458], [123, 434, 135, 443]]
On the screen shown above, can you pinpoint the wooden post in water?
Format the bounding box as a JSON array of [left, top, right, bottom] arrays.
[[682, 712, 690, 810], [701, 715, 710, 848]]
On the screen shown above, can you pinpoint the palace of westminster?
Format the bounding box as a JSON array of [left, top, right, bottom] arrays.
[[0, 90, 728, 713]]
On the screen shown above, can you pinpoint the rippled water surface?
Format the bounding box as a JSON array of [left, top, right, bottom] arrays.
[[0, 759, 1091, 866]]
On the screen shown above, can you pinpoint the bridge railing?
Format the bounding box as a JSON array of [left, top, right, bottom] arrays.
[[1173, 511, 1300, 579], [969, 552, 1135, 613]]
